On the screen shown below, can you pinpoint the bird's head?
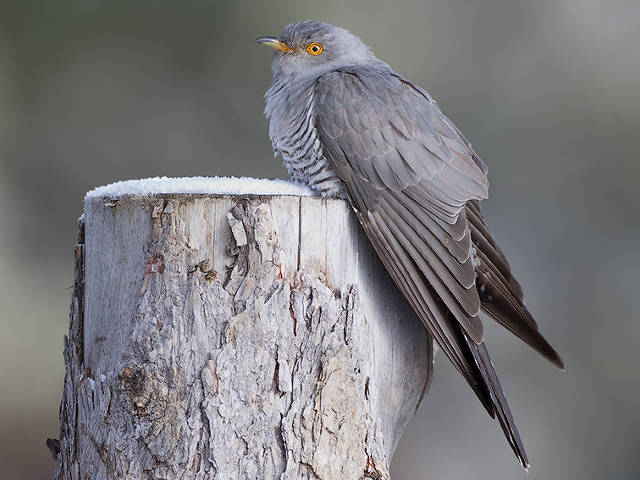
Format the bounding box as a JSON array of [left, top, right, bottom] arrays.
[[256, 21, 383, 78]]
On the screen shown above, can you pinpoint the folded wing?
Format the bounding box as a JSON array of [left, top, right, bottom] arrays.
[[314, 67, 562, 467]]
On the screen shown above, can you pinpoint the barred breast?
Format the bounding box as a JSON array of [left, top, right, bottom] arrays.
[[264, 77, 346, 198]]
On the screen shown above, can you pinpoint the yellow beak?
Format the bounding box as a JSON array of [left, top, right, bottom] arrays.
[[255, 36, 293, 52]]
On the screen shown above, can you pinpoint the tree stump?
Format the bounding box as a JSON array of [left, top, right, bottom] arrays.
[[52, 182, 433, 480]]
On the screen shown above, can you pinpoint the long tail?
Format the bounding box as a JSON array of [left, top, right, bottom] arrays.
[[468, 338, 530, 469]]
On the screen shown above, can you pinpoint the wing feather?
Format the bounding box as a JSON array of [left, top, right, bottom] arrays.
[[377, 201, 483, 340], [466, 202, 564, 368], [363, 210, 483, 384]]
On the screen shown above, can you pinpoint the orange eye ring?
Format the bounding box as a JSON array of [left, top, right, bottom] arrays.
[[306, 43, 323, 55]]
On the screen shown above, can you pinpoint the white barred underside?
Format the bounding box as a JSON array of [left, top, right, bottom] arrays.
[[266, 79, 345, 198]]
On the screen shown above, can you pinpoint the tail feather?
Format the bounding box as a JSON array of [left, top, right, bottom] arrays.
[[468, 339, 530, 469]]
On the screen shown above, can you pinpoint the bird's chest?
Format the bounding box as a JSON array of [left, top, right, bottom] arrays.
[[267, 89, 345, 198]]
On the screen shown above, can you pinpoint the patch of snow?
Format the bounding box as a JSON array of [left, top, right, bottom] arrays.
[[85, 176, 316, 201]]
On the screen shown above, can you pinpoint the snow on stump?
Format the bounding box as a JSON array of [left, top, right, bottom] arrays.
[[51, 177, 433, 480]]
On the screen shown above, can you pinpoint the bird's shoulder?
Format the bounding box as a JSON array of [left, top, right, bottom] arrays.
[[312, 65, 488, 200], [314, 65, 433, 111]]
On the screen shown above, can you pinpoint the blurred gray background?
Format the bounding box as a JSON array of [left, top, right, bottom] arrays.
[[1, 1, 638, 478]]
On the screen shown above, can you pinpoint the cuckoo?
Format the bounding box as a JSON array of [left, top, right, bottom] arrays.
[[257, 21, 563, 468]]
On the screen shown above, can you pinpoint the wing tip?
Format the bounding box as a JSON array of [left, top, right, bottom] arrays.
[[480, 295, 565, 371], [527, 330, 565, 370], [547, 351, 565, 371]]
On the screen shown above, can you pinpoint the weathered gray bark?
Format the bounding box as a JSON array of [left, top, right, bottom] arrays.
[[52, 192, 433, 480]]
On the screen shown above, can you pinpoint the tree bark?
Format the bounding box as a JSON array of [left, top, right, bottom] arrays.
[[52, 192, 433, 480]]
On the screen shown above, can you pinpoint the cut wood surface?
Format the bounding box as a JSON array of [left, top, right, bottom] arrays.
[[52, 191, 433, 480]]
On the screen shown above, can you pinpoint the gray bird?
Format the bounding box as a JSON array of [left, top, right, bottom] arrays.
[[257, 21, 563, 468]]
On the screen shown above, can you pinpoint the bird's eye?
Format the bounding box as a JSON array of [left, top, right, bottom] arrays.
[[306, 43, 323, 55]]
